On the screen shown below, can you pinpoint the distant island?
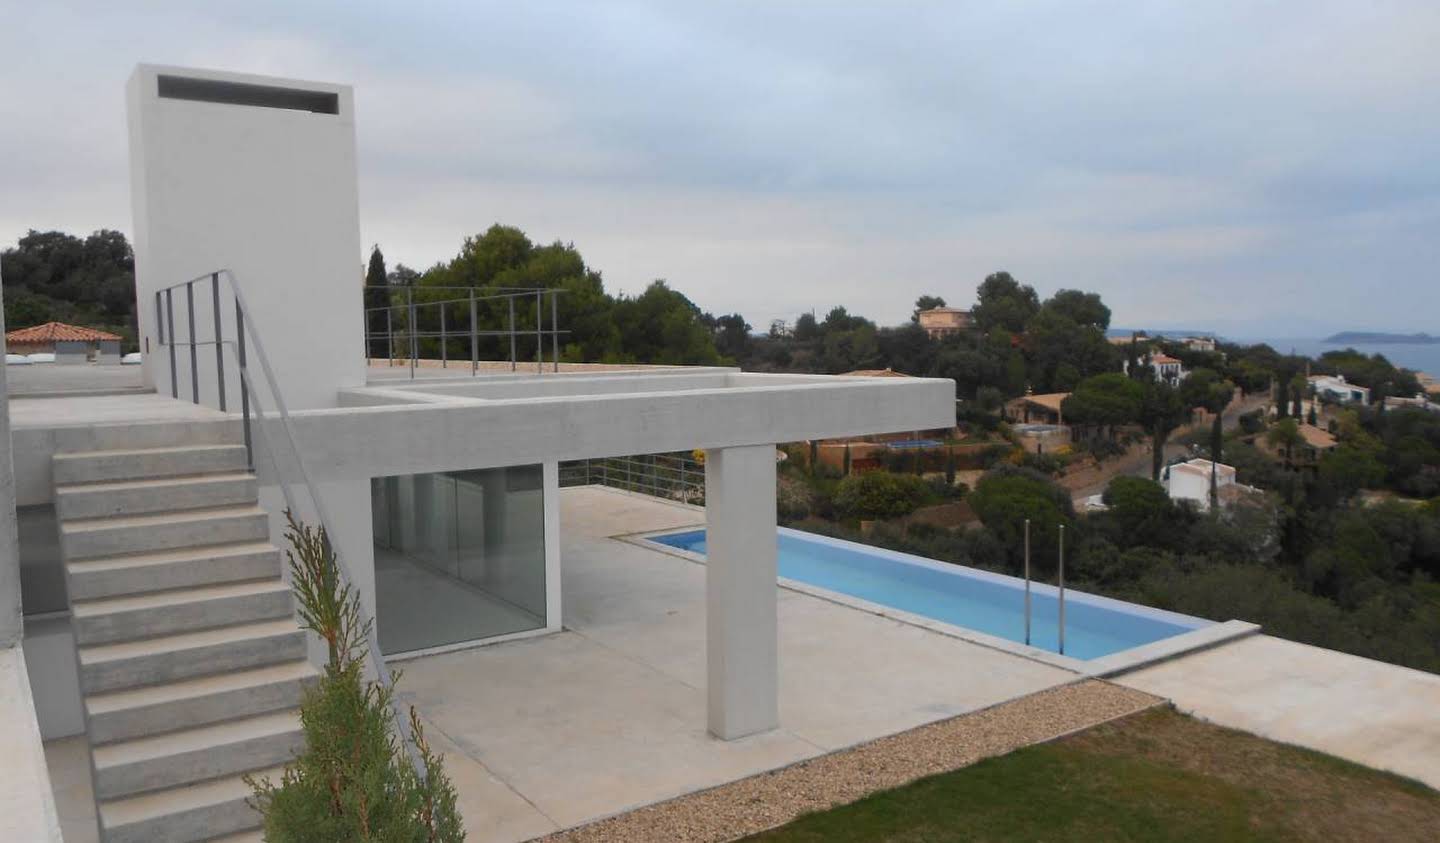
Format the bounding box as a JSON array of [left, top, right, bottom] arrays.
[[1323, 331, 1438, 345]]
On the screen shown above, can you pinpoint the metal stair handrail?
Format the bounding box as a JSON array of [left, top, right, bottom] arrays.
[[153, 269, 424, 778]]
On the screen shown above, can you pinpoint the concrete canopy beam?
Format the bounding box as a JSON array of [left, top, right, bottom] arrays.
[[289, 375, 956, 482]]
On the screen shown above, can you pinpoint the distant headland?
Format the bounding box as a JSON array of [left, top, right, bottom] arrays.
[[1322, 331, 1438, 345]]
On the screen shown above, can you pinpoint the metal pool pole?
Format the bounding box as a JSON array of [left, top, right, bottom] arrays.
[[1058, 524, 1066, 656], [1023, 519, 1031, 646]]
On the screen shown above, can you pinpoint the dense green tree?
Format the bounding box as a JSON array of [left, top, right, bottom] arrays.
[[930, 346, 1003, 399], [972, 271, 1039, 334], [411, 224, 721, 365], [388, 264, 420, 286], [364, 245, 389, 358], [712, 313, 752, 360], [912, 295, 946, 321], [1024, 307, 1118, 392], [833, 471, 931, 521], [1266, 418, 1305, 468], [969, 466, 1075, 571], [1373, 407, 1440, 497], [1, 228, 137, 347], [611, 281, 722, 365], [876, 322, 934, 375], [1041, 289, 1111, 331], [1063, 373, 1144, 441], [1319, 445, 1386, 499], [1100, 476, 1182, 551]]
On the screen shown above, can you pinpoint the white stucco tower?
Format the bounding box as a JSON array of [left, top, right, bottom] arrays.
[[126, 65, 365, 409]]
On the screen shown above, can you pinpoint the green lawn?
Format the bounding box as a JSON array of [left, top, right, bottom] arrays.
[[746, 708, 1440, 842]]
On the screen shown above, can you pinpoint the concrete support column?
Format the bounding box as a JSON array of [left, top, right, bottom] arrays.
[[542, 461, 561, 632], [704, 443, 778, 740], [0, 274, 20, 646]]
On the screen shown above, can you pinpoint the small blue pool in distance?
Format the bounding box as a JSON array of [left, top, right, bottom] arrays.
[[885, 438, 944, 449], [648, 528, 1208, 660]]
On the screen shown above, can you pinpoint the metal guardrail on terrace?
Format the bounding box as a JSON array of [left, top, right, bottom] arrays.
[[153, 269, 426, 778], [362, 285, 568, 379], [560, 453, 705, 506]]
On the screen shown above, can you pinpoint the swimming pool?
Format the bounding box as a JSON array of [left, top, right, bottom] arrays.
[[646, 528, 1211, 661], [886, 438, 944, 449]]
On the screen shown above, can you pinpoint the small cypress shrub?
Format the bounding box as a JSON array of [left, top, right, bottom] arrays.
[[248, 511, 465, 842]]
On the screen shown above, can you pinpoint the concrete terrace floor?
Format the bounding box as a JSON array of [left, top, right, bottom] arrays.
[[1117, 634, 1440, 789], [396, 487, 1076, 842]]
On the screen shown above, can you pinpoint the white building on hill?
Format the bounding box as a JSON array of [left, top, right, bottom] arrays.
[[1163, 458, 1260, 511], [1308, 374, 1370, 405]]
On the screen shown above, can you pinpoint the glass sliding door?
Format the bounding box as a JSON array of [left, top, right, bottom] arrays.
[[371, 464, 546, 655]]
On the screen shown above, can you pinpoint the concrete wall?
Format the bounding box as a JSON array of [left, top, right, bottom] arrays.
[[127, 64, 364, 410], [53, 341, 88, 365], [21, 617, 84, 739], [0, 274, 20, 646], [0, 648, 64, 841]]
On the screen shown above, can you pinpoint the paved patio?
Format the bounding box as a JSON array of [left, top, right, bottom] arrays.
[[397, 487, 1076, 841], [1117, 634, 1440, 789], [4, 363, 145, 396]]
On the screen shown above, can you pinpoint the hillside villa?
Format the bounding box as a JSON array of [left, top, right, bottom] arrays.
[[1163, 458, 1262, 511], [1308, 374, 1371, 405], [1124, 350, 1187, 385], [915, 306, 973, 339]]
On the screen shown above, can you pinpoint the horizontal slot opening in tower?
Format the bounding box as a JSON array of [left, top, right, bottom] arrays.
[[157, 75, 339, 114]]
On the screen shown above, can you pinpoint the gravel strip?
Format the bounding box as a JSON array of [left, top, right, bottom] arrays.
[[535, 679, 1162, 843]]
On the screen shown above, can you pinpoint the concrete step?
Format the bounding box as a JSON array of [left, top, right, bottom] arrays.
[[66, 542, 282, 602], [79, 619, 307, 694], [87, 660, 317, 745], [72, 579, 293, 646], [56, 471, 258, 521], [93, 709, 303, 800], [52, 419, 244, 454], [98, 765, 280, 843], [60, 505, 269, 560], [53, 444, 249, 485]]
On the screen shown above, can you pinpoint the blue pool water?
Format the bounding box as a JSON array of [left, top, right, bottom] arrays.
[[648, 529, 1208, 660], [886, 438, 944, 449]]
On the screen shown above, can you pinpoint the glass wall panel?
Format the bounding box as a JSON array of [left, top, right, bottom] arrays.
[[371, 465, 546, 655]]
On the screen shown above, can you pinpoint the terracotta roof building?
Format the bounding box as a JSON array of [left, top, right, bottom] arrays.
[[1004, 392, 1071, 426], [6, 321, 124, 363]]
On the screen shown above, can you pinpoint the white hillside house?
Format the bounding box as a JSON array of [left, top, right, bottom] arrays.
[[1308, 374, 1370, 405], [1125, 351, 1188, 386], [1163, 458, 1259, 512]]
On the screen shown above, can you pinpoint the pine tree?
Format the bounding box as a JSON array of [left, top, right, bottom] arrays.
[[364, 246, 390, 360], [248, 512, 465, 842]]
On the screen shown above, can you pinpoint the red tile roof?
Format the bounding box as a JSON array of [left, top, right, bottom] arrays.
[[6, 321, 123, 343]]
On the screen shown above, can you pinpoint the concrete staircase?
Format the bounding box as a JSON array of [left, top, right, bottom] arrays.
[[54, 425, 317, 843]]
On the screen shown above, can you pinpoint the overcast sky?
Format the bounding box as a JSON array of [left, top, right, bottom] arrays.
[[3, 1, 1438, 336]]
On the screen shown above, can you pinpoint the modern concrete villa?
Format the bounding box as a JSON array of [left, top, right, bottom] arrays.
[[1, 65, 1437, 843]]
